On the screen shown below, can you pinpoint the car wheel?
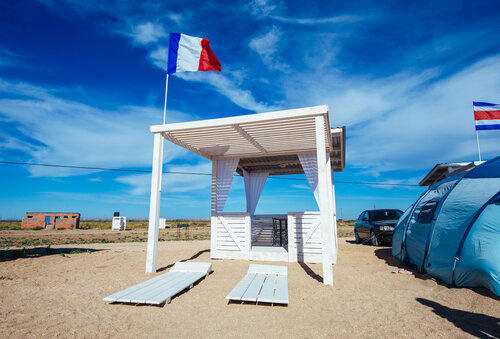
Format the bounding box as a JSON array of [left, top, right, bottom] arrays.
[[355, 230, 362, 244], [370, 231, 379, 246]]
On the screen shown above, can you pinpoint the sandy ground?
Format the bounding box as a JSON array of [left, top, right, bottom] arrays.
[[1, 239, 498, 338]]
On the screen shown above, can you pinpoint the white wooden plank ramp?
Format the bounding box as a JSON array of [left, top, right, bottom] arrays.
[[226, 264, 288, 305], [104, 262, 211, 305]]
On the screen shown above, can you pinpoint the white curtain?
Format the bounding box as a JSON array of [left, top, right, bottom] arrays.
[[243, 170, 268, 215], [216, 157, 240, 213], [298, 152, 320, 207]]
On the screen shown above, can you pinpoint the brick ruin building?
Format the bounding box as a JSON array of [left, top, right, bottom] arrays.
[[22, 212, 80, 229]]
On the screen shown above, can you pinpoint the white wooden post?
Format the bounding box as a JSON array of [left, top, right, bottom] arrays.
[[326, 153, 338, 264], [210, 160, 218, 258], [146, 133, 163, 273], [245, 214, 251, 260], [287, 213, 297, 262], [315, 116, 334, 285]]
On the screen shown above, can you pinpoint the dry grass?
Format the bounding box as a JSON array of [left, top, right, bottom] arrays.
[[0, 219, 211, 230], [0, 227, 210, 248], [0, 220, 21, 230], [337, 220, 355, 238]]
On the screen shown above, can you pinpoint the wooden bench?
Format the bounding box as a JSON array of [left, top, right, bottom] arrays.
[[103, 262, 211, 305], [226, 264, 288, 305]]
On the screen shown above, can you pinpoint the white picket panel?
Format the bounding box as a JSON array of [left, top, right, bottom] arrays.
[[104, 262, 211, 305]]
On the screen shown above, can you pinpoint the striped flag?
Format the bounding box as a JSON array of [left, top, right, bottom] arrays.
[[473, 102, 500, 131], [168, 33, 221, 75]]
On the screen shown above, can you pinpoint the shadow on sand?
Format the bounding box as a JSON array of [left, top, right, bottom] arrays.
[[375, 247, 433, 281], [299, 262, 323, 283], [375, 248, 500, 299], [156, 249, 210, 272], [417, 298, 500, 338], [0, 247, 104, 262]]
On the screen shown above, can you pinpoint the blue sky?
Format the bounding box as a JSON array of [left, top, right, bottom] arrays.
[[0, 0, 499, 220]]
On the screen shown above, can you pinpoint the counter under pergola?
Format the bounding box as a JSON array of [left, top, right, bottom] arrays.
[[145, 105, 345, 285]]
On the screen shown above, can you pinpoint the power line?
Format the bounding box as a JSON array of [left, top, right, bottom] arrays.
[[0, 160, 422, 187], [0, 160, 151, 173]]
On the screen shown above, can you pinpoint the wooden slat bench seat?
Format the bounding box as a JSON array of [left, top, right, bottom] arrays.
[[104, 262, 211, 305], [226, 264, 288, 305]]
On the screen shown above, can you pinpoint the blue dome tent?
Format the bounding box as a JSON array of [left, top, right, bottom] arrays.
[[392, 157, 500, 296]]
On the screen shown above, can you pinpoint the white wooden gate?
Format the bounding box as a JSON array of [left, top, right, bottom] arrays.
[[211, 213, 251, 260], [288, 212, 322, 263]]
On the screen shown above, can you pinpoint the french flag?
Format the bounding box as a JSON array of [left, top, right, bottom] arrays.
[[168, 33, 221, 75], [473, 102, 500, 131]]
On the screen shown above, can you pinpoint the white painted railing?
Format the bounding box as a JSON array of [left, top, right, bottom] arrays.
[[211, 211, 330, 264]]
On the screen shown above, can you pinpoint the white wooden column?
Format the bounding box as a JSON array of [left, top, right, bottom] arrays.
[[244, 214, 251, 260], [315, 116, 334, 285], [287, 213, 297, 262], [326, 153, 338, 264], [146, 133, 163, 273], [210, 160, 218, 258]]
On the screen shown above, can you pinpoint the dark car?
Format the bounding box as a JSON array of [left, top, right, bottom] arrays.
[[354, 209, 403, 245]]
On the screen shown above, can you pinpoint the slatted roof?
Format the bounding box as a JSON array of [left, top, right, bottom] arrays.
[[150, 105, 346, 175], [419, 161, 485, 186]]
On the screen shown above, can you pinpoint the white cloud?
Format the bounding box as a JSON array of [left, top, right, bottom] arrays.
[[337, 56, 500, 173], [271, 54, 500, 174], [176, 72, 274, 112], [0, 78, 197, 177], [166, 12, 184, 25], [38, 0, 275, 114], [249, 26, 289, 71], [290, 184, 310, 190], [128, 22, 166, 45], [246, 0, 282, 17], [116, 161, 212, 195], [246, 0, 359, 25], [148, 47, 168, 70], [0, 49, 24, 68], [270, 15, 360, 25]]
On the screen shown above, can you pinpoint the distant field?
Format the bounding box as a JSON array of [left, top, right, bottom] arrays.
[[0, 221, 21, 230], [0, 220, 210, 230], [337, 220, 355, 238], [0, 219, 355, 248]]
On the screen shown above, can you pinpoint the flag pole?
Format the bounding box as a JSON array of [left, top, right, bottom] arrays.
[[473, 102, 482, 161], [163, 74, 169, 124], [475, 129, 482, 161], [159, 73, 169, 190]]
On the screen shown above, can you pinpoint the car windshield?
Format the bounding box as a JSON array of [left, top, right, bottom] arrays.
[[370, 210, 402, 221]]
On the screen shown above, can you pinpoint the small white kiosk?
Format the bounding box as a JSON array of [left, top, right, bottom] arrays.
[[145, 105, 345, 285]]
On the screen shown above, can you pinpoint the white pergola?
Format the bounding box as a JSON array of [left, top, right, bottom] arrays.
[[145, 105, 345, 285]]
